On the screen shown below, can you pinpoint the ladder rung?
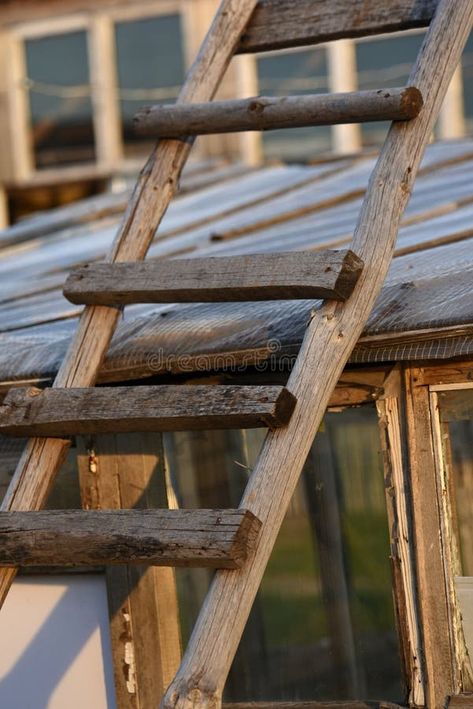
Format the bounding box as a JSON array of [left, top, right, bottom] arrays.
[[64, 250, 364, 306], [0, 385, 297, 437], [0, 509, 261, 568], [238, 1, 436, 54], [134, 88, 423, 138]]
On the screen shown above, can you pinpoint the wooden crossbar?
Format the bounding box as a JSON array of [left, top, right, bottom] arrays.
[[0, 509, 261, 569], [134, 88, 423, 137], [238, 0, 438, 53], [0, 385, 296, 436], [63, 251, 364, 305]]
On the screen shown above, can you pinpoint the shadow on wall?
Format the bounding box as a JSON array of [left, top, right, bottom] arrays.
[[0, 575, 116, 709]]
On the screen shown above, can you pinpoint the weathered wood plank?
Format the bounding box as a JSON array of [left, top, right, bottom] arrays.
[[134, 88, 423, 137], [404, 367, 456, 707], [0, 385, 296, 436], [223, 703, 406, 709], [0, 509, 261, 568], [162, 2, 473, 708], [64, 251, 364, 305], [0, 0, 260, 608], [76, 432, 182, 708], [376, 381, 426, 706], [238, 0, 438, 53], [448, 695, 473, 707]]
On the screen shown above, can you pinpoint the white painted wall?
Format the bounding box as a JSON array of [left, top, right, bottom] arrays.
[[456, 576, 473, 659], [0, 575, 116, 709]]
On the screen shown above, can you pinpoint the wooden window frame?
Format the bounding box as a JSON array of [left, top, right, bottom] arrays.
[[4, 1, 189, 187], [404, 363, 473, 708]]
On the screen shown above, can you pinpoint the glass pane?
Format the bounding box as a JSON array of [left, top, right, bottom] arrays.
[[25, 31, 96, 169], [163, 404, 402, 702], [256, 48, 331, 161], [438, 388, 473, 576], [356, 32, 425, 149], [463, 35, 473, 136], [115, 14, 185, 159], [0, 434, 81, 509]]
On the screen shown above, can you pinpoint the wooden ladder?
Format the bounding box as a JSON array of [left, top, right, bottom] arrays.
[[0, 1, 472, 707]]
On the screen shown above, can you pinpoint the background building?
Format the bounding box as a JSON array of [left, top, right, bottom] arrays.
[[0, 0, 471, 224]]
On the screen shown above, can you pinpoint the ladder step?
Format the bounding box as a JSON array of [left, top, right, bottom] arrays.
[[134, 87, 423, 137], [0, 509, 261, 568], [0, 385, 296, 437], [238, 1, 436, 54], [64, 250, 364, 306]]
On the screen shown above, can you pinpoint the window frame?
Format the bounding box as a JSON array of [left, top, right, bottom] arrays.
[[5, 1, 189, 186], [404, 363, 473, 708]]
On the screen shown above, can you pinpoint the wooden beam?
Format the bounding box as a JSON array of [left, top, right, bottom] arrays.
[[162, 3, 473, 707], [376, 377, 426, 706], [0, 0, 260, 608], [89, 13, 123, 170], [438, 65, 466, 140], [327, 41, 362, 155], [77, 432, 182, 709], [134, 89, 423, 137], [238, 0, 438, 53], [0, 509, 261, 568], [63, 250, 364, 305], [448, 695, 473, 707], [404, 367, 456, 707], [223, 703, 406, 709], [0, 385, 296, 436]]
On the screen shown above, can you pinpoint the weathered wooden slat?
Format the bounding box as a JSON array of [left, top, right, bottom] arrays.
[[0, 385, 296, 436], [162, 2, 473, 708], [223, 703, 406, 709], [238, 0, 437, 53], [134, 88, 423, 138], [64, 250, 364, 305], [0, 509, 261, 568], [77, 432, 182, 708], [448, 695, 473, 707], [0, 0, 260, 608]]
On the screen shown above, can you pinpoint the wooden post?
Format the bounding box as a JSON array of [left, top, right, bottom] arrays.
[[233, 54, 262, 166], [6, 33, 34, 182], [376, 370, 426, 707], [404, 367, 456, 708], [77, 432, 182, 709], [0, 187, 9, 230], [89, 14, 123, 171], [438, 65, 466, 140], [0, 0, 260, 608], [327, 40, 362, 155]]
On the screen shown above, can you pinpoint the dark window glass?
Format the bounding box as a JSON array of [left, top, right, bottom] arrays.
[[256, 48, 331, 161], [463, 35, 473, 137], [25, 31, 96, 169], [115, 14, 185, 159], [438, 389, 473, 576], [164, 404, 402, 702], [356, 33, 425, 148], [437, 388, 473, 661], [0, 435, 81, 509]]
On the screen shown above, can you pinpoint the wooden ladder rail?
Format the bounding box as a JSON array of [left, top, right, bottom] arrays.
[[161, 2, 473, 708], [0, 0, 259, 607]]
